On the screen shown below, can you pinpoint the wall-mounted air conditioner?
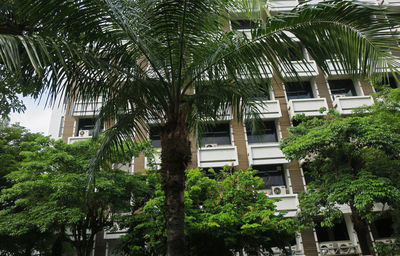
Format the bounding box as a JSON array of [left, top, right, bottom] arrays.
[[271, 186, 287, 195], [205, 144, 218, 148], [79, 130, 90, 137]]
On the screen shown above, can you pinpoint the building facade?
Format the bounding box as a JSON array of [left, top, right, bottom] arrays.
[[49, 0, 400, 255]]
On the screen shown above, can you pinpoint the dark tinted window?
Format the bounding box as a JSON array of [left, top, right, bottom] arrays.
[[287, 44, 305, 61], [286, 81, 313, 100], [253, 165, 285, 189], [315, 219, 350, 242], [77, 118, 97, 136], [246, 121, 277, 143], [328, 79, 357, 97], [149, 126, 161, 148], [383, 76, 398, 89], [252, 83, 270, 101], [371, 215, 394, 239], [231, 19, 254, 30], [201, 123, 231, 146]]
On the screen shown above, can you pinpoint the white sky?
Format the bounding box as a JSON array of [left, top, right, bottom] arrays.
[[9, 96, 53, 135]]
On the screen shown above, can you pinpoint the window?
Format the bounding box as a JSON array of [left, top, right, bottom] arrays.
[[77, 118, 97, 136], [371, 215, 394, 239], [246, 121, 278, 143], [286, 43, 305, 61], [201, 123, 231, 146], [252, 82, 270, 101], [252, 165, 285, 189], [149, 126, 161, 148], [382, 76, 398, 89], [328, 79, 357, 97], [231, 19, 254, 30], [285, 81, 314, 100], [315, 218, 350, 242], [58, 116, 64, 138]]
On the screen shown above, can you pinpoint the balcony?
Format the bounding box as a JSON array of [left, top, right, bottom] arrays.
[[268, 193, 299, 217], [333, 96, 374, 115], [67, 136, 91, 144], [267, 0, 298, 12], [288, 98, 328, 119], [248, 143, 288, 165], [281, 60, 318, 78], [252, 100, 282, 119], [198, 145, 238, 168], [72, 101, 102, 117]]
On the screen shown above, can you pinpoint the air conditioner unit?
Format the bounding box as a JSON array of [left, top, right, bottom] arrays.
[[320, 243, 334, 255], [205, 144, 217, 148], [271, 186, 287, 195], [79, 130, 90, 137], [339, 242, 355, 254]]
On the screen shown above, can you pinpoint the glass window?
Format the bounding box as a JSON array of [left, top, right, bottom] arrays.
[[286, 81, 314, 100], [382, 76, 398, 89], [328, 79, 357, 97], [252, 83, 270, 101], [246, 121, 278, 143], [252, 165, 285, 189], [315, 219, 350, 242], [149, 126, 161, 148], [371, 215, 394, 239], [77, 118, 97, 136], [58, 116, 64, 138], [231, 19, 254, 30], [201, 123, 231, 146], [286, 43, 305, 61]]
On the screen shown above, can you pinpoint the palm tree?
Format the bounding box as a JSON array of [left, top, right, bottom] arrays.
[[1, 0, 399, 255]]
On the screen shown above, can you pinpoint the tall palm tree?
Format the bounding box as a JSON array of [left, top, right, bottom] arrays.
[[1, 0, 399, 255]]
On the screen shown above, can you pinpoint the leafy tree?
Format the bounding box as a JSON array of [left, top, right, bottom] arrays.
[[0, 136, 148, 256], [280, 91, 400, 255], [119, 168, 299, 256], [1, 1, 399, 254]]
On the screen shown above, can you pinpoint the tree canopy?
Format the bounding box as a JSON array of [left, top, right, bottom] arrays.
[[280, 89, 400, 255], [119, 167, 300, 256], [0, 127, 147, 256]]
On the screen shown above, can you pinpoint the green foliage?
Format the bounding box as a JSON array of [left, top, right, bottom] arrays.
[[281, 89, 400, 253], [0, 126, 149, 256], [119, 167, 300, 256]]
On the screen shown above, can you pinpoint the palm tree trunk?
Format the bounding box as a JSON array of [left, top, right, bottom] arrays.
[[160, 117, 191, 256]]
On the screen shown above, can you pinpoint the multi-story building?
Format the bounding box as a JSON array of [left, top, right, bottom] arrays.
[[48, 0, 399, 255]]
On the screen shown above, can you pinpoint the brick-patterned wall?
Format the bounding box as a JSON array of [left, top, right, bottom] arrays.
[[272, 74, 316, 252], [359, 78, 374, 96], [134, 153, 146, 173], [232, 119, 249, 170], [62, 101, 75, 143], [301, 229, 319, 256], [315, 70, 333, 108]]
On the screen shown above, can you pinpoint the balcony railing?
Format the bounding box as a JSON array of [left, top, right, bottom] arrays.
[[282, 60, 319, 78], [67, 136, 91, 144], [72, 101, 102, 117], [268, 193, 299, 217], [248, 142, 288, 165], [267, 0, 298, 12], [333, 96, 374, 115], [198, 145, 238, 168], [251, 100, 282, 119], [288, 98, 328, 119]]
